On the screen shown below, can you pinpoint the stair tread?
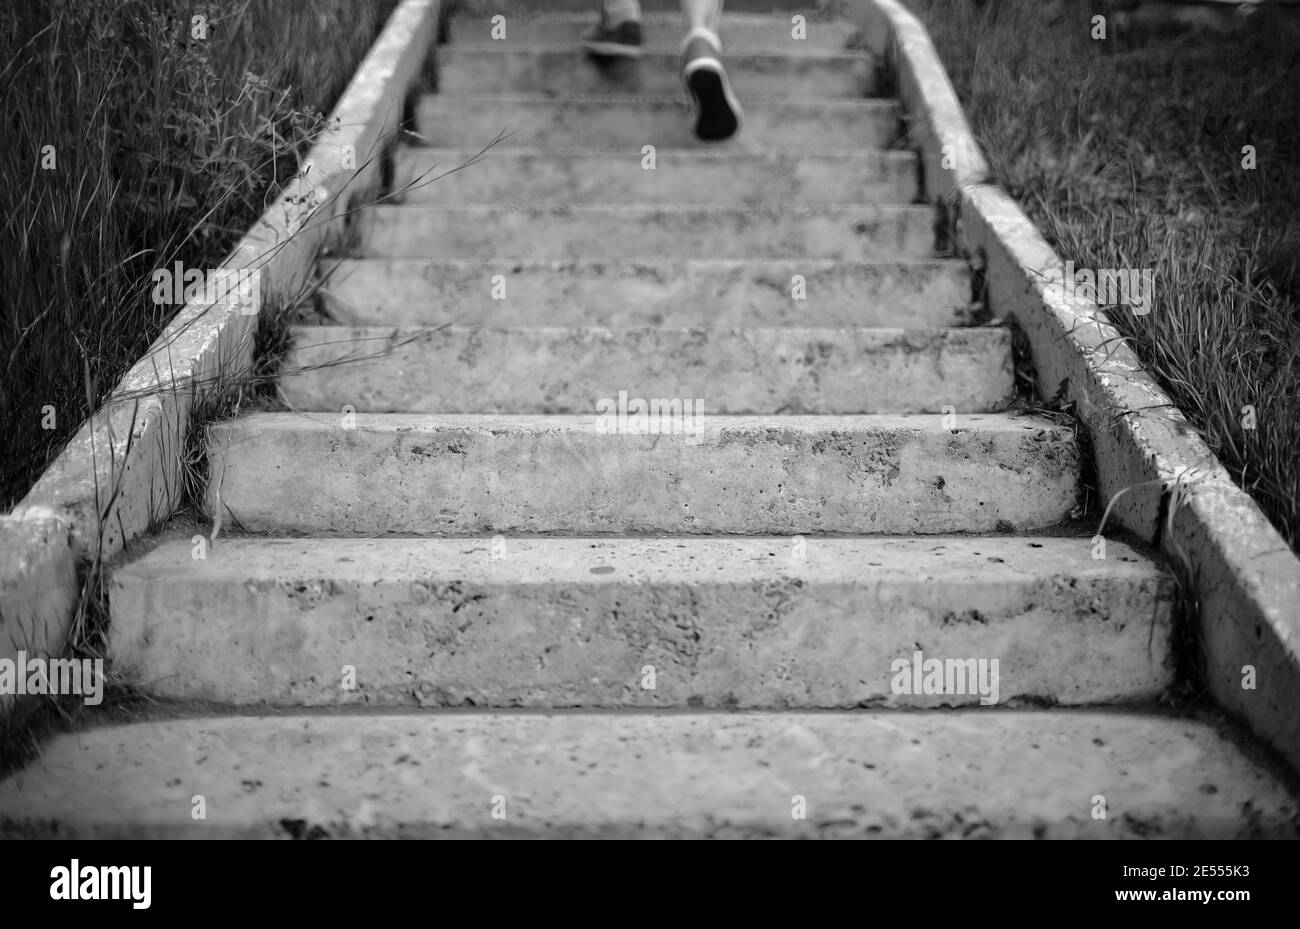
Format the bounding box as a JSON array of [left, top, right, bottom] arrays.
[[214, 410, 1064, 429], [120, 534, 1161, 581], [4, 712, 1294, 838]]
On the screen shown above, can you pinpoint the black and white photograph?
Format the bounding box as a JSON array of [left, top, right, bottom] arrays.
[[0, 0, 1297, 904]]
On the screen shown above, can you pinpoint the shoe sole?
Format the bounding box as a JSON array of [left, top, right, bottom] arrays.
[[683, 58, 743, 142], [582, 39, 643, 58]]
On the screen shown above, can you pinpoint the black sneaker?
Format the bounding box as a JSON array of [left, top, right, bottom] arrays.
[[680, 30, 742, 142], [582, 15, 643, 58]]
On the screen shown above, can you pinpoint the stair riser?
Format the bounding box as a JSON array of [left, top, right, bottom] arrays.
[[110, 538, 1174, 708], [392, 149, 918, 204], [415, 96, 899, 149], [445, 14, 863, 52], [281, 326, 1013, 414], [436, 47, 876, 98], [205, 414, 1080, 534], [320, 259, 973, 328], [356, 206, 936, 260]]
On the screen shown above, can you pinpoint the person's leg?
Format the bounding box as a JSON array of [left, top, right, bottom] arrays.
[[679, 0, 741, 141], [681, 0, 721, 35], [582, 0, 644, 58]]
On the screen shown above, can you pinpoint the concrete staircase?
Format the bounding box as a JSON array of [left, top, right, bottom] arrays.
[[2, 3, 1296, 838]]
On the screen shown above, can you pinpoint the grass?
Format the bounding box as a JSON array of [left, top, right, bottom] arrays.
[[0, 0, 400, 513], [905, 0, 1300, 554]]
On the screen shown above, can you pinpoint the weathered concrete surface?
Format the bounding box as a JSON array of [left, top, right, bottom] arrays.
[[205, 413, 1080, 534], [281, 325, 1012, 414], [437, 46, 876, 97], [110, 536, 1174, 707], [445, 12, 864, 51], [320, 258, 973, 328], [415, 95, 900, 150], [0, 511, 79, 716], [3, 712, 1294, 838], [357, 204, 937, 260], [11, 331, 248, 564], [393, 148, 919, 205]]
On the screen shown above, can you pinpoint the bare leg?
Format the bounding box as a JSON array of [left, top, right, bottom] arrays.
[[681, 0, 722, 37]]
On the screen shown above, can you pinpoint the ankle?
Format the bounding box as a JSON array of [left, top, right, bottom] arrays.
[[681, 25, 722, 54]]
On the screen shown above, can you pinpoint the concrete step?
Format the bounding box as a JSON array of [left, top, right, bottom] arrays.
[[4, 712, 1295, 838], [445, 13, 865, 52], [354, 204, 936, 260], [280, 325, 1013, 415], [415, 95, 899, 150], [205, 413, 1079, 535], [318, 258, 974, 329], [393, 148, 918, 205], [435, 45, 876, 98], [109, 536, 1174, 708]]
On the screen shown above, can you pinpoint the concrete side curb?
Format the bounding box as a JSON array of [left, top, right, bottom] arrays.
[[0, 0, 441, 708], [851, 0, 1300, 772], [0, 510, 79, 679]]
